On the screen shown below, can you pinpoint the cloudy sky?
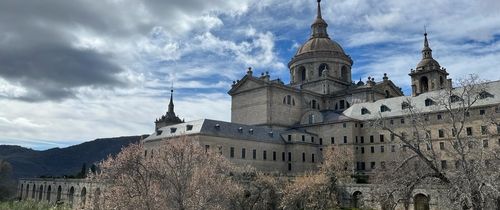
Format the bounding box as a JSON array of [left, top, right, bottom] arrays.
[[1, 0, 500, 150]]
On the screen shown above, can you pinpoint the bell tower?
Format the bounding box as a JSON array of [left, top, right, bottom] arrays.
[[409, 32, 451, 96]]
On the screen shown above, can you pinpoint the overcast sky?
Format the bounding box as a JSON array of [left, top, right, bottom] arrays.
[[1, 0, 500, 150]]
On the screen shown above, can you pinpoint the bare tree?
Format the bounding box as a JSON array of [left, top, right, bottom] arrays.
[[373, 74, 500, 210], [280, 145, 355, 210], [91, 136, 239, 210]]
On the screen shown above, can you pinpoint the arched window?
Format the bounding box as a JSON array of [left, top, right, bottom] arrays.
[[339, 100, 345, 109], [361, 108, 370, 115], [312, 100, 317, 109], [46, 185, 51, 202], [380, 105, 390, 112], [420, 76, 429, 93], [439, 76, 444, 87], [299, 66, 306, 81], [94, 188, 101, 208], [56, 186, 62, 201], [287, 95, 291, 105], [81, 187, 87, 207], [318, 63, 328, 77], [38, 185, 43, 201], [32, 184, 36, 199], [292, 99, 295, 106], [341, 66, 349, 81], [385, 90, 391, 98], [69, 186, 75, 206], [425, 98, 434, 106], [309, 114, 315, 124]]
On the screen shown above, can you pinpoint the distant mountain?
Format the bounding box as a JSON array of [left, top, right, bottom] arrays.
[[0, 135, 147, 179]]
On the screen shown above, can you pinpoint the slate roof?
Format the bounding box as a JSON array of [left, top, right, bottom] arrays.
[[343, 80, 500, 120], [143, 119, 288, 144]]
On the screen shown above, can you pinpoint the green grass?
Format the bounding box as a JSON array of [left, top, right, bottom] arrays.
[[0, 200, 71, 210]]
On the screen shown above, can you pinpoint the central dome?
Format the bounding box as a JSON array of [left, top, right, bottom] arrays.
[[295, 37, 346, 56]]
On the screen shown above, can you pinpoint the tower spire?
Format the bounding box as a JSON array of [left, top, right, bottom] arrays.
[[422, 31, 433, 59], [311, 0, 329, 38], [168, 83, 174, 114]]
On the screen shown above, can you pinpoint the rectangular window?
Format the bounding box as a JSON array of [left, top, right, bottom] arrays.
[[273, 151, 276, 161], [253, 149, 256, 159], [343, 123, 347, 128], [288, 152, 292, 161], [452, 128, 457, 137], [319, 138, 323, 145], [400, 118, 405, 124], [466, 127, 473, 136], [371, 146, 375, 153], [437, 114, 442, 120], [331, 137, 335, 144], [360, 136, 364, 144], [439, 142, 445, 150], [361, 162, 366, 170], [441, 160, 447, 170], [483, 139, 489, 148], [439, 129, 445, 138], [481, 126, 487, 135], [371, 162, 376, 169], [391, 145, 395, 152], [311, 137, 315, 143], [390, 119, 394, 125], [381, 146, 385, 153], [343, 136, 347, 144], [355, 136, 358, 143], [370, 135, 374, 143], [287, 135, 292, 141], [380, 134, 384, 142], [282, 152, 285, 161], [288, 163, 292, 171], [230, 147, 235, 158], [360, 123, 364, 128], [241, 148, 246, 159], [312, 154, 315, 163], [390, 133, 395, 141], [480, 109, 485, 115], [302, 153, 306, 162], [263, 151, 267, 160], [361, 147, 365, 154], [302, 135, 305, 141]]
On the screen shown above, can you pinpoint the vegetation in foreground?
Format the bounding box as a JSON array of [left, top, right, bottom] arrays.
[[0, 200, 70, 210]]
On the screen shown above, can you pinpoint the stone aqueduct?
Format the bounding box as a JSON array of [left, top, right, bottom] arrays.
[[17, 178, 101, 209]]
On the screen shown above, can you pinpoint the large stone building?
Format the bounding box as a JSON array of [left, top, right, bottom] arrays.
[[18, 1, 500, 209]]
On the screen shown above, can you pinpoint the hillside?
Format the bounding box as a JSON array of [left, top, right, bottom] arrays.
[[0, 135, 147, 179]]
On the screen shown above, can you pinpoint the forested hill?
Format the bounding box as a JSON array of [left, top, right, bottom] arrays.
[[0, 135, 147, 179]]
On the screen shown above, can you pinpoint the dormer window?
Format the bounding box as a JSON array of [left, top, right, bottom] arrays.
[[361, 108, 370, 115], [170, 127, 177, 133], [248, 129, 254, 134], [156, 130, 163, 135], [425, 98, 434, 106], [380, 105, 390, 112], [186, 124, 193, 131], [268, 131, 274, 137], [238, 127, 243, 133], [401, 102, 411, 109], [479, 91, 494, 99], [214, 124, 220, 129], [450, 95, 462, 103]]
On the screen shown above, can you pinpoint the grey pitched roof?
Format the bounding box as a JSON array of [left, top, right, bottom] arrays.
[[143, 119, 286, 144], [343, 80, 500, 120]]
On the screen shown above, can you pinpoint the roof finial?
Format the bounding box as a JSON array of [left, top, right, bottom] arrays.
[[168, 81, 174, 113], [424, 26, 429, 48], [317, 0, 322, 19]]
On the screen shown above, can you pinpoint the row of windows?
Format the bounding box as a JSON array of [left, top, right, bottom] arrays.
[[226, 146, 316, 163], [282, 95, 296, 106], [356, 161, 387, 170]]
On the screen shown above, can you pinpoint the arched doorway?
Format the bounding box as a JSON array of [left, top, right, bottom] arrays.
[[352, 191, 363, 208], [46, 185, 51, 202], [414, 193, 430, 210], [68, 187, 75, 207], [38, 185, 43, 201], [420, 76, 429, 93], [80, 187, 87, 208], [56, 185, 62, 201]]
